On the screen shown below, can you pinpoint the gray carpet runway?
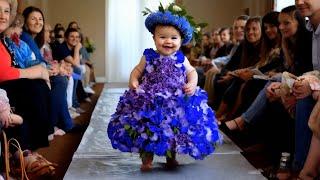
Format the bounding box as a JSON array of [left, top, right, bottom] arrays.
[[65, 84, 266, 180]]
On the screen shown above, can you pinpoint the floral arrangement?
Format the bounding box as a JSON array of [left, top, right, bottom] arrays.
[[107, 49, 221, 160], [143, 3, 207, 45], [83, 36, 96, 53]]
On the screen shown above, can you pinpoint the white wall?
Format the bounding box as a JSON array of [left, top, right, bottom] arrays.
[[20, 0, 106, 81], [183, 0, 271, 32], [19, 0, 270, 82]]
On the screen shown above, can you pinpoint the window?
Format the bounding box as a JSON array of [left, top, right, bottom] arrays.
[[275, 0, 295, 11]]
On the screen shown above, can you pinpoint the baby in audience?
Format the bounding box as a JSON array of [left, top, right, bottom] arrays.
[[0, 89, 22, 128]]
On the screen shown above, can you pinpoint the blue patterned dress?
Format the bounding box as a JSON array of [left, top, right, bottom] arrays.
[[107, 49, 221, 160]]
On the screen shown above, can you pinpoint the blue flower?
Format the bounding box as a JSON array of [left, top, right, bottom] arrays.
[[154, 142, 168, 156], [107, 48, 221, 159], [145, 11, 193, 45], [144, 48, 160, 62]]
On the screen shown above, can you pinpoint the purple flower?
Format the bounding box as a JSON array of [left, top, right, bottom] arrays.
[[107, 49, 221, 159]]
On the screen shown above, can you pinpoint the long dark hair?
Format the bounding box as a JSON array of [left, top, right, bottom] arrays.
[[68, 21, 80, 30], [239, 16, 262, 68], [22, 6, 45, 48], [258, 11, 281, 67], [280, 5, 308, 72]]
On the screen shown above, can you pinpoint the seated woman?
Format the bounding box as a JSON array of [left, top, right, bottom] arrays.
[[226, 6, 312, 131], [213, 17, 263, 120], [214, 27, 233, 59], [209, 28, 223, 59], [22, 6, 76, 136], [225, 6, 313, 177], [4, 14, 44, 69], [0, 0, 57, 178], [217, 11, 282, 122], [203, 15, 248, 105]]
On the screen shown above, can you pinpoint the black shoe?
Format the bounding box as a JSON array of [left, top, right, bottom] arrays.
[[219, 122, 229, 132]]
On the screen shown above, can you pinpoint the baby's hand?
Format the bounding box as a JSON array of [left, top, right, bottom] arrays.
[[183, 82, 196, 96], [0, 108, 10, 128], [129, 79, 139, 90]]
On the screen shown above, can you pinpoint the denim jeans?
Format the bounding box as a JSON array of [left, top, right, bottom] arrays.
[[293, 96, 314, 170], [242, 81, 271, 124], [49, 75, 73, 131], [241, 75, 282, 124], [72, 66, 82, 108]]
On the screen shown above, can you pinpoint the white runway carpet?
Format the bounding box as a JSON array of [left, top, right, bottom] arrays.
[[65, 84, 266, 180]]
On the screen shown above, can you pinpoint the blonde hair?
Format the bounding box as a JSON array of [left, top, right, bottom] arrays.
[[3, 0, 18, 25]]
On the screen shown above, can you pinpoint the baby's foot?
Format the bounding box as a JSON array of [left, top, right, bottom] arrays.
[[140, 154, 153, 172], [140, 163, 152, 172]]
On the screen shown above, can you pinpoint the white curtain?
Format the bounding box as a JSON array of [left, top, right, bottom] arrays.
[[106, 0, 173, 82], [275, 0, 294, 11]]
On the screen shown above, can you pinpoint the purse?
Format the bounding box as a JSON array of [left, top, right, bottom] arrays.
[[0, 130, 29, 180]]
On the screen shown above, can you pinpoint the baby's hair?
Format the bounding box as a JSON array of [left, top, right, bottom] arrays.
[[154, 24, 184, 39], [10, 14, 24, 28]]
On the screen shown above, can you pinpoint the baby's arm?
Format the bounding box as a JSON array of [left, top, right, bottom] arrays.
[[183, 57, 198, 95], [129, 56, 146, 90]]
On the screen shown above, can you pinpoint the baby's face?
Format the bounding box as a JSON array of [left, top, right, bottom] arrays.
[[5, 26, 22, 37], [153, 25, 182, 56]]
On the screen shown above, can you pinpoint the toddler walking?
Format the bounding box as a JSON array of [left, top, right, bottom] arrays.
[[107, 3, 221, 171]]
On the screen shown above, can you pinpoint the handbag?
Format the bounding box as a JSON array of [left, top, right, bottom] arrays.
[[0, 130, 29, 180]]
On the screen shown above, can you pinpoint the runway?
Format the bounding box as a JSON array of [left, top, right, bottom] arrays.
[[65, 84, 266, 180]]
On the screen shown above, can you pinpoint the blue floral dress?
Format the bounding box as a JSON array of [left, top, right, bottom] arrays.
[[107, 49, 221, 160]]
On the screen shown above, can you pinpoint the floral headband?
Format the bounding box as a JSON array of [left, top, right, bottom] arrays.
[[144, 3, 207, 45]]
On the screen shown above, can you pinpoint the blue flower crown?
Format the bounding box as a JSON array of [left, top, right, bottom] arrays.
[[144, 3, 207, 45]]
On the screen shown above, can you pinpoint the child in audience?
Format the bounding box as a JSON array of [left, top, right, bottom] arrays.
[[107, 3, 221, 171], [0, 88, 22, 128]]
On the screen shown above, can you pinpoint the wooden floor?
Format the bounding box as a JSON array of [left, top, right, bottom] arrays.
[[36, 83, 104, 180]]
